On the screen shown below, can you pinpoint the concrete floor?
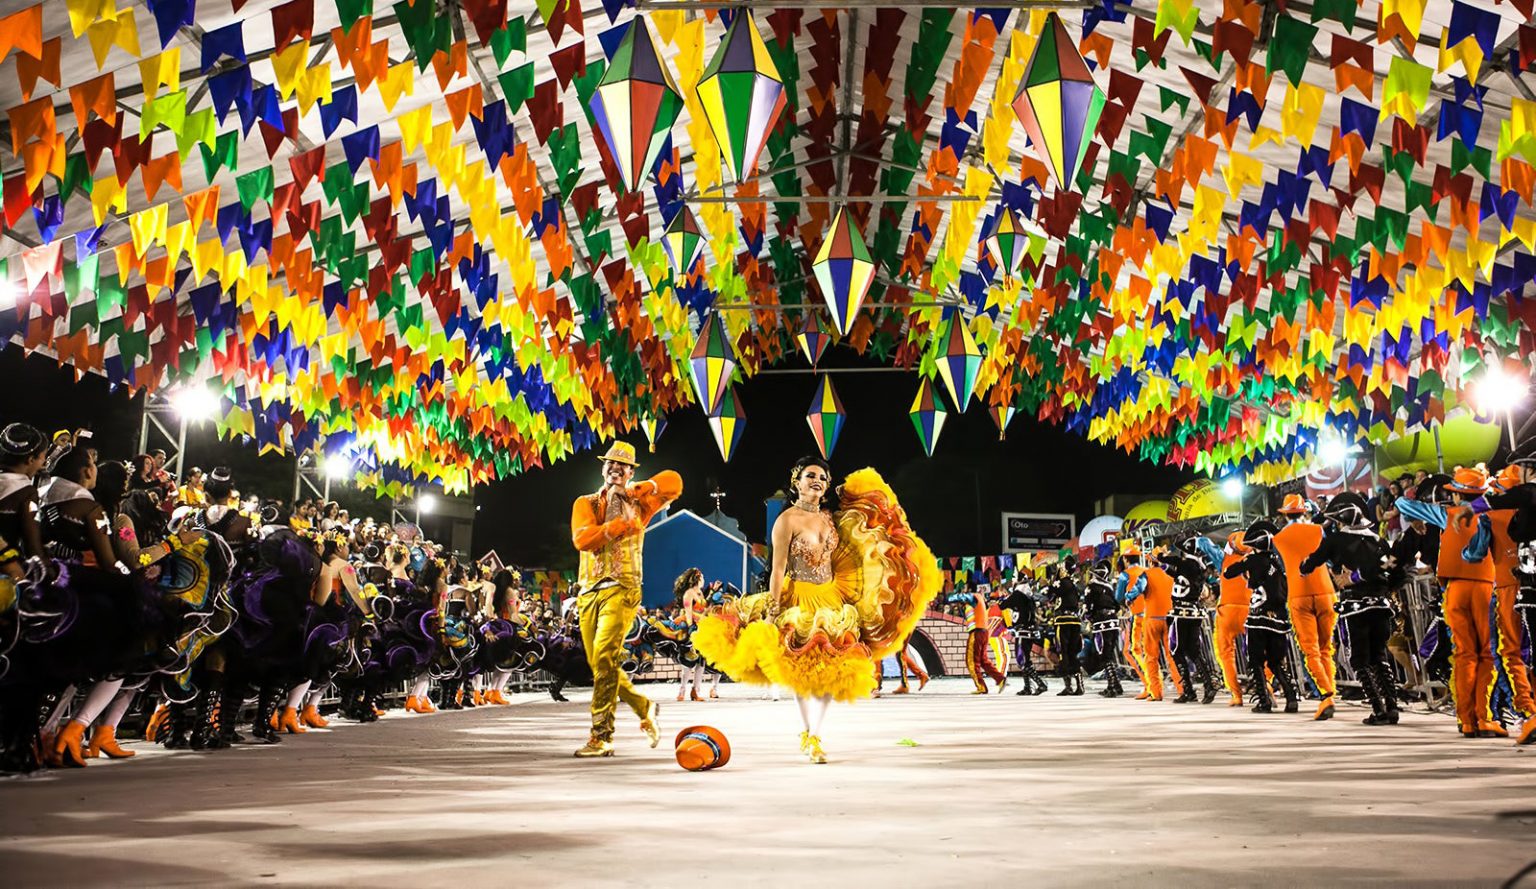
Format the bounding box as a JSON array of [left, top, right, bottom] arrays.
[[3, 678, 1535, 888]]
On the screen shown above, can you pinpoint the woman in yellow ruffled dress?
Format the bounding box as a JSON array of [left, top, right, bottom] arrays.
[[693, 456, 942, 763]]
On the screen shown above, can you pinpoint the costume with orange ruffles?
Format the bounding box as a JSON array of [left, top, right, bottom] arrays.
[[693, 469, 941, 703]]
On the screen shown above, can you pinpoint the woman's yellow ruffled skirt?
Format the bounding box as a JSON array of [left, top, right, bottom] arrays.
[[693, 468, 942, 703]]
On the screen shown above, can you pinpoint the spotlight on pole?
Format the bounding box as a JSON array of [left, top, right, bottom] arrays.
[[172, 386, 220, 422], [1221, 477, 1245, 499], [1474, 363, 1529, 415], [418, 494, 438, 515], [322, 454, 351, 481], [1317, 439, 1348, 466]]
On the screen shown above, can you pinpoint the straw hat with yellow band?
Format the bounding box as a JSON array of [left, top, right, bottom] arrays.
[[597, 441, 639, 467], [1447, 464, 1490, 495], [1277, 493, 1309, 515]]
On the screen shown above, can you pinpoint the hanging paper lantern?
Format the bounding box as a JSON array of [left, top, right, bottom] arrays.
[[689, 312, 737, 415], [641, 414, 667, 452], [1011, 12, 1107, 192], [936, 315, 982, 411], [708, 386, 747, 461], [695, 10, 788, 182], [589, 16, 684, 192], [797, 312, 831, 367], [989, 403, 1017, 440], [811, 207, 876, 337], [910, 379, 948, 457], [662, 206, 706, 278], [983, 208, 1029, 283], [805, 376, 846, 459]]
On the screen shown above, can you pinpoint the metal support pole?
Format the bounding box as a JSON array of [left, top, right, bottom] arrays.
[[174, 417, 188, 480], [1433, 424, 1445, 472]]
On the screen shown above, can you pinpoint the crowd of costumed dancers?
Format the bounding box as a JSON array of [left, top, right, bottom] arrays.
[[0, 422, 731, 774], [956, 445, 1536, 745]]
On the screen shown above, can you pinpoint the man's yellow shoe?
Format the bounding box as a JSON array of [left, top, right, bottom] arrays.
[[639, 700, 661, 748], [574, 738, 615, 758]]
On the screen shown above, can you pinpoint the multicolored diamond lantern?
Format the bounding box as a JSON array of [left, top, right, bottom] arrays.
[[589, 16, 684, 192], [936, 315, 982, 411], [641, 414, 667, 452], [695, 11, 788, 182], [805, 376, 846, 459], [910, 379, 948, 458], [811, 207, 877, 337], [797, 312, 832, 367], [708, 387, 747, 462], [689, 312, 737, 415], [1011, 11, 1107, 192], [983, 208, 1030, 283], [662, 207, 706, 278], [989, 403, 1017, 441]]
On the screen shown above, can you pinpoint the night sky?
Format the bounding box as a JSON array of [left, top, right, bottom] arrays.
[[0, 344, 1197, 570], [471, 349, 1195, 569]]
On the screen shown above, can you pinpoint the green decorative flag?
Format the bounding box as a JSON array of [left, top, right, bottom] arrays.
[[589, 16, 682, 192], [695, 10, 788, 182], [1011, 12, 1106, 192]]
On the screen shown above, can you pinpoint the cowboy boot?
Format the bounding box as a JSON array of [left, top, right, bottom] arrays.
[[143, 704, 168, 743], [1199, 660, 1219, 704], [1376, 664, 1401, 725], [162, 701, 191, 749], [277, 706, 307, 734], [300, 703, 329, 728], [1278, 669, 1300, 714], [192, 686, 229, 749], [1360, 665, 1392, 726], [87, 726, 136, 759], [52, 721, 88, 768], [250, 687, 282, 744]]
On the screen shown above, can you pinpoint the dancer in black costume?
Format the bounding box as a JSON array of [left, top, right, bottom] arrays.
[[1224, 520, 1300, 714]]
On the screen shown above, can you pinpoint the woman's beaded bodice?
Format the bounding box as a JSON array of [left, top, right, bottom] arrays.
[[787, 511, 837, 583]]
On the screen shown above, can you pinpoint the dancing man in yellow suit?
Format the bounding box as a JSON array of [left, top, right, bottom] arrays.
[[569, 442, 682, 757]]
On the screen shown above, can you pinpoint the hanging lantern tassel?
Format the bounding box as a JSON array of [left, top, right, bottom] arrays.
[[662, 206, 707, 279], [811, 207, 876, 337], [805, 376, 846, 459], [936, 314, 982, 411], [910, 378, 948, 457], [589, 16, 684, 193], [709, 386, 747, 461], [689, 312, 737, 415], [1011, 11, 1107, 192], [797, 311, 831, 367], [695, 10, 788, 182]]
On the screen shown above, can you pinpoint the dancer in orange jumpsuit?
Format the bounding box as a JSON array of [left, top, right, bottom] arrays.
[[1215, 532, 1252, 706], [1396, 467, 1501, 738], [1483, 463, 1536, 744], [1139, 552, 1184, 701], [1117, 546, 1182, 701], [1115, 547, 1150, 698], [1274, 493, 1338, 721]]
